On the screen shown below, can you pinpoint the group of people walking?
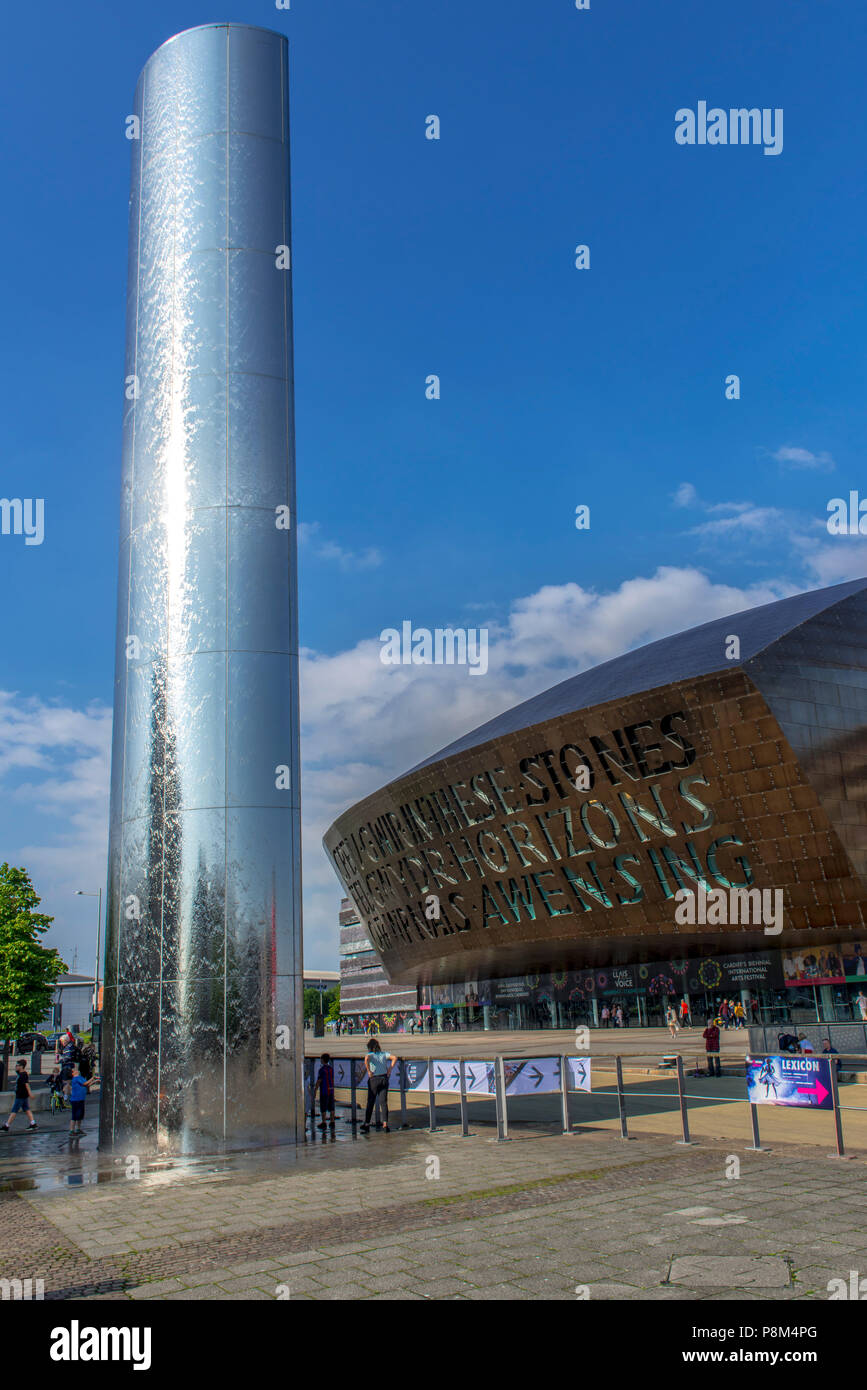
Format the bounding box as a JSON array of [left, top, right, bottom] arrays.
[[2, 1030, 98, 1136], [600, 1004, 626, 1028], [666, 997, 747, 1038]]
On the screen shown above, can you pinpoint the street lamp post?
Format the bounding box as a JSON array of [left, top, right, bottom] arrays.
[[75, 889, 103, 1027]]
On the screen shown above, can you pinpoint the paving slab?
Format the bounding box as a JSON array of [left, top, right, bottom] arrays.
[[668, 1254, 791, 1288]]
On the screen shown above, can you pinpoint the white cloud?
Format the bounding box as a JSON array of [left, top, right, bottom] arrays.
[[298, 521, 382, 571], [689, 504, 789, 539], [0, 693, 111, 969], [771, 445, 835, 471], [672, 482, 698, 507], [803, 539, 867, 587]]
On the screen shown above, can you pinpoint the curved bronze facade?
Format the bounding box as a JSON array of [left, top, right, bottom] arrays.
[[324, 581, 867, 988]]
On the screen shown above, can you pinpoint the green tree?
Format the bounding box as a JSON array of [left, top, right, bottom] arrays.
[[303, 985, 341, 1026], [0, 865, 66, 1074]]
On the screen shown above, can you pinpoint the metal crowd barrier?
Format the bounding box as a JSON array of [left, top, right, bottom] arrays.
[[304, 1050, 867, 1156]]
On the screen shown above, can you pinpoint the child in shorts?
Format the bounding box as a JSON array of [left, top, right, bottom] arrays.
[[68, 1064, 92, 1136], [1, 1061, 37, 1131]]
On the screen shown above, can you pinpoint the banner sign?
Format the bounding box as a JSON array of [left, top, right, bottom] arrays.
[[332, 1057, 374, 1088], [842, 942, 867, 981], [399, 1060, 496, 1094], [567, 1056, 592, 1092], [782, 946, 845, 987], [746, 1055, 833, 1109], [503, 1057, 562, 1095], [329, 1055, 595, 1096]]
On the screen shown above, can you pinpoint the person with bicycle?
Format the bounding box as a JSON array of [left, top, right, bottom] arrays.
[[47, 1067, 68, 1113]]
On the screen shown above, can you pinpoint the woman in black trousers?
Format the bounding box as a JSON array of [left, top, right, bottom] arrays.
[[360, 1037, 396, 1133]]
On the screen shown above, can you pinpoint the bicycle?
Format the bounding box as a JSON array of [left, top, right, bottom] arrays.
[[49, 1089, 68, 1115]]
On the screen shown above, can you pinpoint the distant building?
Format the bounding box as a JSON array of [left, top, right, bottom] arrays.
[[303, 970, 340, 995], [39, 974, 95, 1034], [338, 897, 417, 1031]]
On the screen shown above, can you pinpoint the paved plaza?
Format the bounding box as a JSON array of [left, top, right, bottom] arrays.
[[0, 1028, 865, 1303]]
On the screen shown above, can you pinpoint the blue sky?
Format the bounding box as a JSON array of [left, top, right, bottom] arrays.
[[2, 0, 866, 969]]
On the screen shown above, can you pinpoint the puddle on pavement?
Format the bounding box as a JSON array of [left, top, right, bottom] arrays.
[[0, 1109, 378, 1194]]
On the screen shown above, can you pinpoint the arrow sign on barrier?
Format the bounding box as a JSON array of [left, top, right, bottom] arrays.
[[505, 1058, 562, 1096], [464, 1062, 496, 1095], [568, 1057, 591, 1092], [797, 1078, 830, 1105], [746, 1055, 834, 1109]]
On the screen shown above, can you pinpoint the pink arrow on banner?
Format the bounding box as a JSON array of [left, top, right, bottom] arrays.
[[796, 1079, 829, 1104]]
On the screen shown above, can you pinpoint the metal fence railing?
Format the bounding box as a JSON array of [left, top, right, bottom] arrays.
[[305, 1051, 867, 1156], [748, 1022, 867, 1054]]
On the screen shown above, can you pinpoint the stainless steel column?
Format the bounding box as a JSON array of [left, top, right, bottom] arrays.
[[100, 23, 301, 1153]]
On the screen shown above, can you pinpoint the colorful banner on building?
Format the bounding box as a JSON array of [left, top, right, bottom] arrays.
[[782, 947, 845, 987], [841, 942, 867, 981], [746, 1055, 833, 1109]]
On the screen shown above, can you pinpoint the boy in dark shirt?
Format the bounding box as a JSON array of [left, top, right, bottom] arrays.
[[312, 1053, 336, 1129], [1, 1061, 37, 1131]]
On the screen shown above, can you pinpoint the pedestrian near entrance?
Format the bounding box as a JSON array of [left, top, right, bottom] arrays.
[[679, 998, 691, 1028], [856, 991, 867, 1022], [666, 1006, 679, 1039], [601, 1004, 610, 1028], [615, 1005, 624, 1028], [703, 1019, 721, 1076], [360, 1037, 396, 1133], [1, 1061, 37, 1131]]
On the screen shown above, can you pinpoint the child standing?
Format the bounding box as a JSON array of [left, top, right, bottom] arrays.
[[312, 1053, 336, 1129], [68, 1064, 91, 1136], [1, 1061, 37, 1131]]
